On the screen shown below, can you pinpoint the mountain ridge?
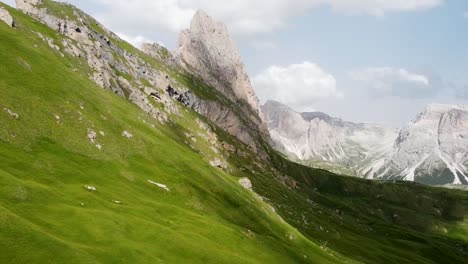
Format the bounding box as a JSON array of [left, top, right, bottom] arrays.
[[2, 1, 468, 263], [263, 99, 468, 186]]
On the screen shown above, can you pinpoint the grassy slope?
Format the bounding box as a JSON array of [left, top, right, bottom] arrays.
[[253, 149, 468, 264], [0, 5, 353, 264], [1, 2, 468, 264]]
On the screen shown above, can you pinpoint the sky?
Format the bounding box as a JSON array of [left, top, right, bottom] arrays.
[[3, 0, 468, 126]]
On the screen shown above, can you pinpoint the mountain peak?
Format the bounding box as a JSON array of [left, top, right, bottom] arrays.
[[413, 103, 468, 123], [192, 9, 210, 22], [175, 10, 262, 117]]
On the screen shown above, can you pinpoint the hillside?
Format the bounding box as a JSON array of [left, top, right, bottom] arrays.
[[1, 1, 468, 264]]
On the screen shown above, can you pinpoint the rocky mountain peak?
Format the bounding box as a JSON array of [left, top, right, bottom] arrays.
[[415, 104, 468, 123], [175, 10, 262, 118]]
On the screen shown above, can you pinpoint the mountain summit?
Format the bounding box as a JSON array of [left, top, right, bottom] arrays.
[[175, 10, 262, 117]]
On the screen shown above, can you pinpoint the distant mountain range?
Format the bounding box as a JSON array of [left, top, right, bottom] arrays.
[[263, 100, 468, 185]]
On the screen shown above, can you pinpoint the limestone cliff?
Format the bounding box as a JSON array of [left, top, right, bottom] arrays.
[[15, 1, 268, 155], [175, 10, 262, 119]]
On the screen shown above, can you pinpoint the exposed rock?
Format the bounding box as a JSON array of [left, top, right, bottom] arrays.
[[122, 131, 133, 138], [4, 107, 19, 119], [174, 10, 269, 157], [15, 0, 173, 121], [87, 129, 97, 143], [263, 100, 397, 176], [147, 180, 170, 192], [372, 104, 468, 185], [142, 42, 177, 68], [84, 185, 96, 191], [17, 2, 268, 158], [0, 7, 15, 27], [175, 10, 261, 116], [210, 158, 228, 170], [266, 100, 468, 185], [238, 177, 252, 191]]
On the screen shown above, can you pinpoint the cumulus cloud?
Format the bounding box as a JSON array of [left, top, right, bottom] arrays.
[[94, 0, 195, 35], [350, 67, 440, 98], [117, 33, 160, 49], [58, 0, 443, 37], [253, 62, 343, 109]]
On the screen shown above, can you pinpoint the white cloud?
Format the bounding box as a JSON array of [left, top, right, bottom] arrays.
[[61, 0, 443, 37], [117, 33, 157, 49], [464, 11, 468, 19], [253, 62, 343, 109], [94, 0, 195, 35], [350, 67, 438, 98]]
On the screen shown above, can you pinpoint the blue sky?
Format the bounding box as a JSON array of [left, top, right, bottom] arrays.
[[4, 0, 468, 125]]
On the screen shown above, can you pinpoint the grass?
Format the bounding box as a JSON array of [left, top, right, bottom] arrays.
[[0, 4, 353, 263], [2, 2, 468, 264]]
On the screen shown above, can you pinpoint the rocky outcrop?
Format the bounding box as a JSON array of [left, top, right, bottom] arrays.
[[15, 0, 179, 123], [0, 6, 15, 27], [16, 1, 268, 157], [172, 10, 269, 154], [141, 42, 177, 69], [175, 10, 262, 118]]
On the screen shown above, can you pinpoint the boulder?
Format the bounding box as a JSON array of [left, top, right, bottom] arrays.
[[0, 7, 15, 27]]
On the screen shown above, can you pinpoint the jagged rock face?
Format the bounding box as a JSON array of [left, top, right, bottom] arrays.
[[0, 6, 15, 27], [175, 10, 262, 118], [171, 10, 269, 154], [265, 101, 468, 185], [141, 43, 177, 69], [16, 1, 267, 156], [15, 0, 182, 123], [373, 104, 468, 185], [262, 100, 397, 175]]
